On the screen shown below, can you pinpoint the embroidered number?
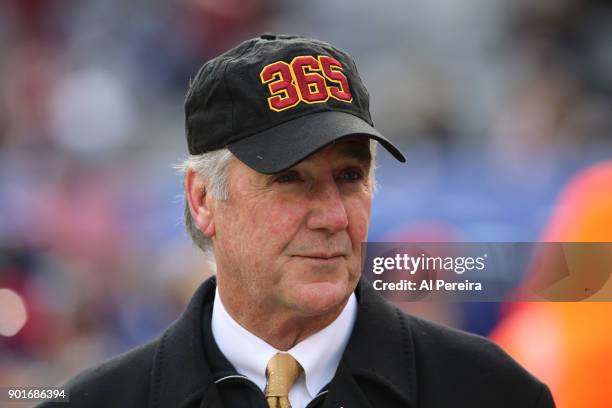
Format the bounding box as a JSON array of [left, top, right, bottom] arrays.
[[260, 61, 300, 111], [290, 56, 328, 103], [260, 55, 353, 111], [319, 55, 353, 102]]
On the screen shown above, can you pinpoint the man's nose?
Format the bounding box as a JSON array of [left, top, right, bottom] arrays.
[[305, 180, 349, 233]]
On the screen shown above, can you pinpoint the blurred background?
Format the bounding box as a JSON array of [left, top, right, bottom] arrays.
[[1, 0, 611, 406]]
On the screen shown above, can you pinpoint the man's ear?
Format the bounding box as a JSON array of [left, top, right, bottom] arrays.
[[185, 168, 215, 237]]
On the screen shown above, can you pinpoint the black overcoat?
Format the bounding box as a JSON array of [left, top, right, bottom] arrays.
[[38, 276, 555, 408]]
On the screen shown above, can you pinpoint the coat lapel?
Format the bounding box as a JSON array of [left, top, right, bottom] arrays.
[[332, 278, 418, 407], [321, 362, 374, 408], [196, 382, 224, 408]]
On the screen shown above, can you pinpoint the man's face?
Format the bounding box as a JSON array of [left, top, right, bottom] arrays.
[[211, 138, 373, 318]]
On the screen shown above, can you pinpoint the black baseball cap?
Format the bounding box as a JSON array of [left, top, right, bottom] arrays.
[[185, 33, 405, 174]]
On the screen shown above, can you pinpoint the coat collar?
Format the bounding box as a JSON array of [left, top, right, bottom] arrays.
[[149, 276, 417, 408], [331, 278, 418, 407], [149, 276, 218, 408]]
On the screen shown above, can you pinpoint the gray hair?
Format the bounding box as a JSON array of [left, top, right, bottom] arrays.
[[179, 140, 378, 253], [178, 148, 234, 253]]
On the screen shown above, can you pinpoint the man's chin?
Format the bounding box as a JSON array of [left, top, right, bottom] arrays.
[[288, 280, 354, 317]]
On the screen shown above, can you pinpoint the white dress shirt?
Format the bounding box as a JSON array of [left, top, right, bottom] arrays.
[[211, 288, 357, 408]]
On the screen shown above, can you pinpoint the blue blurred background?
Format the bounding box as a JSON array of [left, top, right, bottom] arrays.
[[1, 0, 611, 406]]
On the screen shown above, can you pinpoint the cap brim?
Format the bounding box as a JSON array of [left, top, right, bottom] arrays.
[[227, 111, 406, 174]]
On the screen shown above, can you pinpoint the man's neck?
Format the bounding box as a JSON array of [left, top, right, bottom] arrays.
[[217, 285, 347, 351]]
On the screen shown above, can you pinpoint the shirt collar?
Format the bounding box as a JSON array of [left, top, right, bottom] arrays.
[[211, 287, 357, 397]]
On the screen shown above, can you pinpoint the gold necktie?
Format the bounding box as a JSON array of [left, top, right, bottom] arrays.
[[265, 353, 303, 408]]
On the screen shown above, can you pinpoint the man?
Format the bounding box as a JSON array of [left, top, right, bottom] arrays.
[[39, 34, 554, 407]]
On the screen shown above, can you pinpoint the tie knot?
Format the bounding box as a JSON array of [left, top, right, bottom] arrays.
[[265, 353, 303, 398]]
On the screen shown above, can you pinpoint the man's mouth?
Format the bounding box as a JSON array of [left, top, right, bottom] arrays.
[[293, 253, 345, 260]]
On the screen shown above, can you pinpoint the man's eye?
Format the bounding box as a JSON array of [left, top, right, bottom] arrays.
[[338, 169, 364, 181], [275, 172, 300, 183]]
